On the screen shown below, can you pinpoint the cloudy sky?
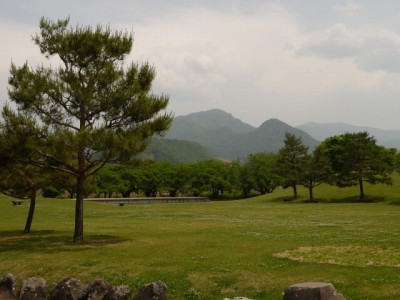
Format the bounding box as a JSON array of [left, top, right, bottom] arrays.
[[1, 0, 400, 129]]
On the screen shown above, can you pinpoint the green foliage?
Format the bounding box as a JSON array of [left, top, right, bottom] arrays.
[[42, 186, 62, 198], [244, 152, 281, 195], [0, 110, 56, 233], [277, 133, 308, 199], [155, 162, 191, 197], [319, 132, 395, 201], [93, 165, 133, 198], [300, 147, 333, 201], [188, 160, 232, 199], [135, 162, 164, 197]]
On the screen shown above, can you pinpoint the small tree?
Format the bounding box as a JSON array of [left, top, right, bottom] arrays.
[[246, 152, 281, 195], [93, 165, 131, 198], [0, 108, 47, 233], [188, 160, 230, 198], [228, 160, 252, 197], [0, 164, 44, 233], [6, 17, 172, 242], [300, 147, 333, 202], [156, 162, 190, 197], [277, 133, 308, 199], [135, 162, 163, 197], [320, 132, 395, 201]]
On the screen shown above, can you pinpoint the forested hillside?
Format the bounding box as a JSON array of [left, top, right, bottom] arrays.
[[142, 138, 214, 163]]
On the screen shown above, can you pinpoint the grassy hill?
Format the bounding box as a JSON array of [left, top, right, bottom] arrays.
[[1, 176, 400, 299]]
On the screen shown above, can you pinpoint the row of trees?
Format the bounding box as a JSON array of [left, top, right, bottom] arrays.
[[43, 131, 394, 203], [90, 156, 279, 199], [278, 132, 396, 202]]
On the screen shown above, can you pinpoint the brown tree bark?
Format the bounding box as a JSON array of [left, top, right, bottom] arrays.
[[23, 189, 37, 234]]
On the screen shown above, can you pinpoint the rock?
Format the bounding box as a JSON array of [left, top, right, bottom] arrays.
[[132, 280, 167, 300], [49, 278, 86, 300], [0, 274, 18, 300], [283, 282, 345, 300], [104, 285, 131, 300], [78, 279, 110, 300], [19, 277, 47, 300]]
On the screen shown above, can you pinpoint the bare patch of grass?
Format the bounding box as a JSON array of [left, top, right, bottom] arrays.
[[273, 245, 400, 267]]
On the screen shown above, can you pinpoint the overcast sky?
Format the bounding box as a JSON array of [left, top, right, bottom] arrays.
[[1, 0, 400, 129]]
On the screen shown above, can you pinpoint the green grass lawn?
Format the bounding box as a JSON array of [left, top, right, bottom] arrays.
[[1, 178, 400, 299]]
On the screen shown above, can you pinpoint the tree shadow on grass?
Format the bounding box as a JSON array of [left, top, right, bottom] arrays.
[[268, 194, 386, 204], [0, 230, 129, 254], [325, 195, 385, 203], [270, 196, 307, 203]]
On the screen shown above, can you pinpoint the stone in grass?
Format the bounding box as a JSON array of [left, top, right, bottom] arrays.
[[79, 279, 111, 300], [19, 277, 47, 300], [0, 274, 18, 300], [132, 280, 167, 300], [49, 278, 86, 300], [104, 285, 131, 300], [284, 282, 345, 300]]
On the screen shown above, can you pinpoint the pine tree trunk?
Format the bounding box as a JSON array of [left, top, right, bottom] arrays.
[[23, 189, 36, 234], [74, 174, 85, 242], [359, 176, 364, 201], [74, 110, 86, 243], [293, 184, 298, 199]]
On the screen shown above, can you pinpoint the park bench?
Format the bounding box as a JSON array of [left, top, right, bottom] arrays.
[[11, 200, 23, 206]]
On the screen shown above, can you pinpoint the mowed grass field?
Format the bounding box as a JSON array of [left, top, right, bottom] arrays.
[[2, 177, 400, 299]]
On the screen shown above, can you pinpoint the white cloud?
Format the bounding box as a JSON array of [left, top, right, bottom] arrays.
[[356, 30, 400, 73], [299, 23, 400, 73], [120, 4, 305, 120], [298, 23, 364, 58], [336, 0, 363, 16]]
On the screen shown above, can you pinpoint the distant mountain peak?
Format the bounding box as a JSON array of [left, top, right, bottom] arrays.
[[172, 108, 255, 133], [256, 118, 293, 132], [259, 118, 289, 126], [182, 108, 233, 118]]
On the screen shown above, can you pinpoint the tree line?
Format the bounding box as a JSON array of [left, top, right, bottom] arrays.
[[41, 131, 397, 203]]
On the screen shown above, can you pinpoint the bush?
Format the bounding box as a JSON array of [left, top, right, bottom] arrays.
[[42, 186, 62, 198]]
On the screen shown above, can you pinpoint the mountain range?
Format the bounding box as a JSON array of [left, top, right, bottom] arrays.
[[144, 109, 400, 162], [164, 109, 319, 160]]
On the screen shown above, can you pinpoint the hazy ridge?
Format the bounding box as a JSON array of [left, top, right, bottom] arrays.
[[297, 122, 400, 149], [146, 110, 400, 162]]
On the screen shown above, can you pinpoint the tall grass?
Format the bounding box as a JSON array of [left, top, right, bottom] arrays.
[[1, 176, 400, 299]]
